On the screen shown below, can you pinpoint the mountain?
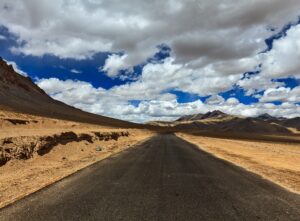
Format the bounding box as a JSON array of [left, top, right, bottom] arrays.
[[0, 58, 138, 128], [217, 117, 291, 134], [200, 110, 229, 120], [254, 113, 286, 121], [151, 110, 299, 135], [176, 113, 204, 122], [255, 113, 278, 121], [174, 116, 291, 134], [176, 110, 229, 122], [280, 117, 300, 131], [253, 113, 300, 130]]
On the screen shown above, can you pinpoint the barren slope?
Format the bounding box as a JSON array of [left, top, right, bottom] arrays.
[[0, 58, 139, 128], [149, 110, 299, 135]]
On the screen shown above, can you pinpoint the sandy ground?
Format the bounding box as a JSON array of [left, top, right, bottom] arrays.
[[2, 134, 300, 221], [177, 133, 300, 194], [0, 110, 154, 208], [0, 110, 120, 138]]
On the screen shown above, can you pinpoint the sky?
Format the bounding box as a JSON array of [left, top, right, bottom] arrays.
[[0, 0, 300, 122]]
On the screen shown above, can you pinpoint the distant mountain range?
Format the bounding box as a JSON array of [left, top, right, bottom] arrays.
[[149, 110, 300, 135], [176, 110, 229, 122]]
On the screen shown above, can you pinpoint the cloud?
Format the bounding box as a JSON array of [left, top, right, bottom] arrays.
[[2, 0, 300, 121], [205, 95, 225, 105], [37, 78, 300, 122], [36, 77, 203, 122], [0, 35, 5, 40], [226, 97, 240, 105], [101, 54, 131, 78], [260, 24, 300, 79], [1, 0, 300, 67], [70, 69, 82, 74], [109, 57, 187, 99], [237, 74, 285, 95], [5, 60, 28, 77], [236, 22, 300, 95], [109, 57, 254, 98], [260, 86, 300, 103]]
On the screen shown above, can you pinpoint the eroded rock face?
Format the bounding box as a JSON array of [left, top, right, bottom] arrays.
[[93, 131, 129, 141], [0, 131, 130, 166]]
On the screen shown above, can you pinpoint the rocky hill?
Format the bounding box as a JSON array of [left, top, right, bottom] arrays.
[[0, 58, 139, 128], [150, 111, 299, 135]]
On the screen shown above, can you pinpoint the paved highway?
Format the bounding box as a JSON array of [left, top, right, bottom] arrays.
[[1, 134, 300, 220]]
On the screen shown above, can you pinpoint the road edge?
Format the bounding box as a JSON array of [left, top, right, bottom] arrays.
[[0, 135, 156, 210]]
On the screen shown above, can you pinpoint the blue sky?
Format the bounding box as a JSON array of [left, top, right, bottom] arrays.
[[1, 1, 300, 122]]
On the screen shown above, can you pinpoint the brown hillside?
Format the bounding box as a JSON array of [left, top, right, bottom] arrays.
[[0, 58, 139, 128]]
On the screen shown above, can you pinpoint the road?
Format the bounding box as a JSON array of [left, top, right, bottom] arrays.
[[1, 134, 300, 220]]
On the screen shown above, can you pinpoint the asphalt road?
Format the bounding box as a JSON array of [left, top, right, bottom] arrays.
[[1, 134, 300, 221]]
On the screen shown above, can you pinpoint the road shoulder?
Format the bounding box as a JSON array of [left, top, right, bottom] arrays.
[[177, 132, 300, 195]]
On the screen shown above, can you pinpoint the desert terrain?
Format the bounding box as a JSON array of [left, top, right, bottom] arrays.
[[177, 133, 300, 194], [0, 109, 154, 208], [0, 58, 300, 219]]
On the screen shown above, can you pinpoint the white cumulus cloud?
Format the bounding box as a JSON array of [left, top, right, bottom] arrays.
[[260, 24, 300, 79], [260, 86, 300, 103], [2, 0, 300, 121], [101, 54, 131, 78], [37, 78, 300, 122]]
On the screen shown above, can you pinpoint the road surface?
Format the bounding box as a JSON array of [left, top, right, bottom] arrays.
[[1, 134, 300, 220]]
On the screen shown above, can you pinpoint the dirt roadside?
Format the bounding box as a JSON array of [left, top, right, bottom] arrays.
[[177, 133, 300, 194], [0, 128, 154, 209]]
